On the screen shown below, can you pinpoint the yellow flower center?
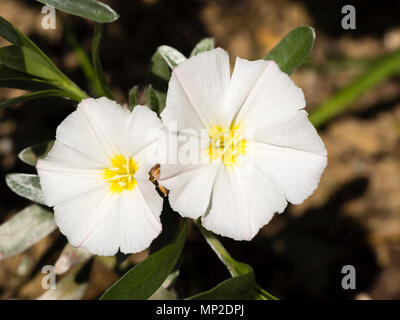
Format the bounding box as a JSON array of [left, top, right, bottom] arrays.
[[208, 125, 246, 166], [103, 155, 138, 193]]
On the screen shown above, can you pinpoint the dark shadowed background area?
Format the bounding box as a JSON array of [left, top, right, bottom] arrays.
[[1, 0, 400, 300]]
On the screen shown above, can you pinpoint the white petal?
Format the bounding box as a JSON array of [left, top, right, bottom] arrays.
[[38, 141, 105, 170], [119, 185, 163, 254], [54, 181, 162, 256], [223, 57, 268, 123], [159, 162, 220, 219], [136, 179, 164, 221], [201, 163, 287, 241], [78, 196, 121, 256], [235, 60, 306, 129], [54, 186, 120, 256], [124, 105, 164, 158], [37, 142, 104, 206], [55, 98, 123, 163], [161, 48, 231, 131], [251, 142, 327, 205], [248, 110, 327, 156], [76, 97, 131, 157], [119, 181, 162, 254]]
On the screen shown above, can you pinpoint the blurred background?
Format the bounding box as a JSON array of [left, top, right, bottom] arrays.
[[1, 0, 400, 299]]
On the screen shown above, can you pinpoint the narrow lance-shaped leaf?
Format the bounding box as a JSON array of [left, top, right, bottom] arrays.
[[188, 263, 255, 300], [128, 86, 138, 110], [145, 85, 160, 114], [0, 16, 44, 54], [0, 89, 69, 109], [36, 0, 119, 23], [0, 63, 48, 82], [65, 24, 104, 98], [0, 204, 56, 260], [148, 270, 179, 300], [190, 38, 215, 57], [92, 23, 113, 99], [309, 48, 400, 128], [0, 17, 73, 84], [6, 173, 46, 205], [18, 141, 54, 167], [0, 45, 62, 82], [0, 79, 53, 91], [265, 26, 315, 75], [145, 50, 171, 114], [0, 62, 55, 91], [193, 221, 278, 300], [158, 45, 186, 68], [100, 220, 187, 300], [0, 17, 88, 102]]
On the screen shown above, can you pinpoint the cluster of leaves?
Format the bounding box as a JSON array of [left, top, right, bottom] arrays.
[[2, 0, 399, 300]]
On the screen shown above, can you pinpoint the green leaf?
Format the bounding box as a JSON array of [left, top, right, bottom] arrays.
[[0, 16, 43, 52], [0, 204, 56, 260], [145, 85, 160, 114], [188, 264, 255, 300], [265, 26, 315, 75], [0, 18, 70, 83], [0, 63, 55, 90], [310, 48, 400, 128], [0, 80, 52, 91], [18, 141, 54, 166], [148, 270, 179, 300], [0, 45, 61, 82], [251, 284, 278, 300], [92, 23, 113, 99], [158, 45, 186, 68], [0, 16, 66, 80], [0, 17, 88, 102], [0, 89, 68, 109], [100, 220, 187, 300], [128, 86, 138, 110], [194, 221, 277, 300], [6, 173, 45, 205], [0, 63, 44, 82], [190, 38, 215, 57], [145, 50, 171, 114], [36, 0, 119, 23], [65, 25, 104, 98]]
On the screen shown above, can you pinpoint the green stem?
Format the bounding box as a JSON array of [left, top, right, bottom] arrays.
[[58, 79, 89, 102], [309, 48, 400, 128], [194, 220, 241, 277], [65, 24, 104, 98], [194, 220, 279, 300]]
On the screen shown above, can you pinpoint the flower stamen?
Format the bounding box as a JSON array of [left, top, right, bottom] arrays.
[[104, 155, 138, 193], [208, 125, 246, 165]]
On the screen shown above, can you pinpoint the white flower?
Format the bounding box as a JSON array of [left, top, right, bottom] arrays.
[[36, 97, 164, 256], [159, 48, 327, 241]]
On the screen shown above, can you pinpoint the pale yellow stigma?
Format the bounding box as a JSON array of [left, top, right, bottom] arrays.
[[208, 125, 246, 166], [103, 155, 138, 193]]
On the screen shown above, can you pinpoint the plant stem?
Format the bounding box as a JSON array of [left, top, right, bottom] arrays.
[[309, 48, 400, 128], [59, 80, 89, 102], [194, 220, 279, 300], [65, 24, 104, 98], [194, 220, 240, 277]]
